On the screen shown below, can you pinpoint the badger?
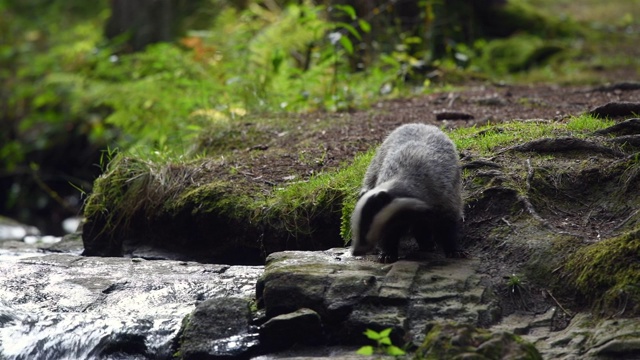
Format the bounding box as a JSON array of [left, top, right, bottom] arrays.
[[350, 123, 465, 263]]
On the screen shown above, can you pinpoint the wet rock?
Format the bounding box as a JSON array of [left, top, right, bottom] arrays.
[[259, 308, 324, 350], [176, 297, 259, 360], [88, 333, 150, 358], [415, 322, 542, 360], [40, 231, 84, 254], [0, 215, 40, 242], [0, 253, 262, 359], [256, 248, 497, 347]]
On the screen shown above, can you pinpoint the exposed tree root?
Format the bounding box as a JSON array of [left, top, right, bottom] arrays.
[[606, 134, 640, 147], [587, 101, 640, 118], [501, 137, 624, 157], [518, 159, 551, 229], [589, 82, 640, 92], [593, 118, 640, 136], [461, 159, 502, 170]]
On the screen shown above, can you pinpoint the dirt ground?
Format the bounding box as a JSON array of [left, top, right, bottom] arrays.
[[210, 81, 640, 194]]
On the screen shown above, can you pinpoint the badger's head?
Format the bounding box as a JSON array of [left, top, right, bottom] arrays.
[[351, 188, 392, 256], [351, 187, 431, 257]]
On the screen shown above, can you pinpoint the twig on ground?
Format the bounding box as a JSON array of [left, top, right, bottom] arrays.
[[547, 290, 573, 318]]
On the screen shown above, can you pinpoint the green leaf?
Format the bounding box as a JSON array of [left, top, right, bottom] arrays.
[[336, 22, 362, 41], [363, 328, 381, 340], [358, 19, 371, 33], [334, 4, 356, 20], [379, 328, 392, 338], [356, 345, 374, 355], [386, 345, 406, 356], [339, 36, 354, 55], [379, 337, 392, 345]]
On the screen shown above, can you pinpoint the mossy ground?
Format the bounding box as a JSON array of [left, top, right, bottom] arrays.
[[562, 227, 640, 316]]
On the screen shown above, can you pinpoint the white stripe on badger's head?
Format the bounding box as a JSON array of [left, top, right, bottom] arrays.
[[351, 188, 392, 256], [351, 183, 431, 256], [366, 197, 430, 246]]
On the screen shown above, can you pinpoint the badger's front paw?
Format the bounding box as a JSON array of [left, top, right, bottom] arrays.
[[377, 252, 398, 263]]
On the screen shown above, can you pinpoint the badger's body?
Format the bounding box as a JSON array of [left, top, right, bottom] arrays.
[[350, 123, 464, 263]]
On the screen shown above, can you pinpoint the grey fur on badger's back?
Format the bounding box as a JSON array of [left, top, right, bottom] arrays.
[[350, 123, 464, 262]]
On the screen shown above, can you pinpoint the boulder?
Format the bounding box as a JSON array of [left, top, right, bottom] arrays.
[[259, 308, 324, 350], [175, 297, 259, 359]]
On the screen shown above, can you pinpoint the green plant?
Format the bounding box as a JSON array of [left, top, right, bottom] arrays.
[[507, 273, 524, 293], [505, 273, 532, 311], [356, 328, 406, 357], [566, 114, 615, 132]]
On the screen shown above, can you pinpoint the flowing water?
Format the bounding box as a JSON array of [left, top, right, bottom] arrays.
[[0, 229, 263, 360]]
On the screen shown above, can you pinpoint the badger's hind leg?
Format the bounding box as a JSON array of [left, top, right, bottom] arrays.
[[413, 222, 437, 252], [376, 222, 404, 263], [434, 217, 468, 258]]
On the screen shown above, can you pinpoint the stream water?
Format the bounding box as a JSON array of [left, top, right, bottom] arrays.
[[0, 222, 263, 360]]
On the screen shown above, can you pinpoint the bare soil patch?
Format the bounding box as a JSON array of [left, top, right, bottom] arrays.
[[207, 83, 640, 195]]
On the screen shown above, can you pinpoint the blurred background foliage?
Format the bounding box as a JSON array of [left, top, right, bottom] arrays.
[[0, 0, 638, 233]]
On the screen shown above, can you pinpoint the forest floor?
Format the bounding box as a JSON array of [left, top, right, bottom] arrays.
[[203, 78, 640, 195]]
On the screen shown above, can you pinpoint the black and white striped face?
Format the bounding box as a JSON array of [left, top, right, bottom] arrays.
[[351, 189, 392, 256]]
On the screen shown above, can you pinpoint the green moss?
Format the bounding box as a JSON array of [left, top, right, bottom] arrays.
[[415, 322, 542, 360], [563, 227, 640, 315], [451, 121, 561, 155], [169, 182, 253, 217], [449, 116, 622, 156], [566, 115, 615, 133]]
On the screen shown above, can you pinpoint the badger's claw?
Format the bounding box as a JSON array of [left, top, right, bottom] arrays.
[[377, 252, 398, 263]]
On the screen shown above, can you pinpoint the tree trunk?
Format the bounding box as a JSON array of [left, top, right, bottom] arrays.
[[105, 0, 175, 52]]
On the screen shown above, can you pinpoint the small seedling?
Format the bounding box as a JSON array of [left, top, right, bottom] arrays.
[[505, 273, 532, 310], [507, 273, 522, 294], [356, 328, 405, 357]]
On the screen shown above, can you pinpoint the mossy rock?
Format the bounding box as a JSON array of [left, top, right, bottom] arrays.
[[559, 227, 640, 316], [82, 155, 354, 263], [414, 322, 542, 360]]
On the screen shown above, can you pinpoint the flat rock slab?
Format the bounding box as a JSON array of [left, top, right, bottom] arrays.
[[0, 253, 262, 359], [257, 248, 495, 347]]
